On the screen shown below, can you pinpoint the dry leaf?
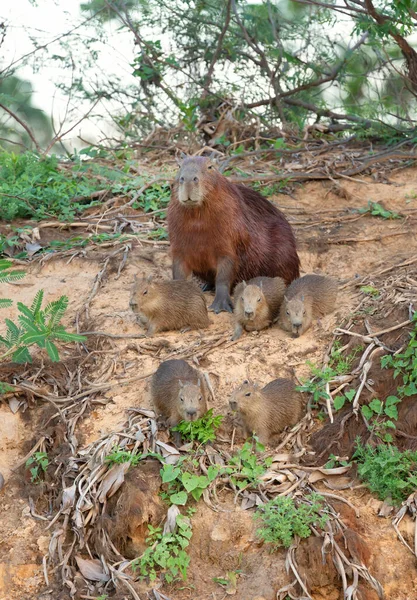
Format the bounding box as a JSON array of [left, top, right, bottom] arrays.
[[163, 505, 180, 535], [271, 453, 292, 463], [8, 397, 22, 414], [97, 462, 130, 502], [75, 556, 110, 582], [61, 484, 77, 512]]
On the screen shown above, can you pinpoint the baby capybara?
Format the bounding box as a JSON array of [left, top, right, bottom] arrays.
[[167, 155, 300, 313], [279, 274, 338, 337], [229, 378, 304, 445], [129, 275, 209, 334], [151, 359, 208, 426], [232, 276, 286, 340]]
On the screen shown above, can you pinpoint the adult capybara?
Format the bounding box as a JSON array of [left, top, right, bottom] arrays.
[[229, 378, 304, 445], [167, 155, 300, 313], [151, 359, 208, 426], [232, 276, 286, 340], [130, 275, 209, 334], [279, 274, 338, 337]]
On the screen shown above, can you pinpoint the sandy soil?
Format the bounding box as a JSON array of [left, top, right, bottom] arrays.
[[1, 165, 417, 599]]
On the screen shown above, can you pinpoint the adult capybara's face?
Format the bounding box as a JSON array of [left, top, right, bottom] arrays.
[[176, 157, 216, 206], [177, 379, 207, 421]]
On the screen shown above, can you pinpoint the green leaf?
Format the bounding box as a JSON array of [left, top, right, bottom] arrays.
[[361, 405, 373, 420], [0, 299, 12, 308], [190, 488, 204, 501], [30, 290, 44, 317], [369, 399, 383, 414], [12, 346, 32, 363], [384, 405, 398, 420], [161, 464, 180, 483], [181, 472, 201, 493], [169, 491, 188, 505], [21, 332, 47, 347], [385, 420, 396, 429], [345, 389, 356, 401], [52, 330, 87, 343], [45, 339, 60, 362], [333, 395, 346, 411], [385, 395, 401, 407]]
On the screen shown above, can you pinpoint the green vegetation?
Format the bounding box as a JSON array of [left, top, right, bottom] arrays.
[[0, 259, 25, 308], [172, 409, 224, 444], [353, 441, 417, 505], [0, 290, 86, 363], [160, 459, 219, 505], [381, 311, 417, 399], [358, 201, 401, 220], [324, 454, 351, 469], [226, 438, 273, 490], [133, 514, 192, 583], [361, 396, 401, 443], [26, 451, 49, 483], [360, 285, 380, 298], [0, 151, 170, 223], [254, 493, 328, 549]]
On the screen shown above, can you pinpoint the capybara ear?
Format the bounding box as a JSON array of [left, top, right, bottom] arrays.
[[178, 379, 184, 388], [147, 274, 154, 284], [300, 294, 304, 301], [242, 280, 247, 288], [284, 294, 288, 302], [197, 378, 201, 388], [259, 280, 263, 290], [176, 151, 187, 166]]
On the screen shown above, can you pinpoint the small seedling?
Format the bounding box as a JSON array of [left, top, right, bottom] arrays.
[[172, 408, 224, 444], [361, 396, 401, 442], [26, 452, 49, 483], [358, 201, 401, 220], [325, 454, 351, 469], [360, 285, 380, 297], [254, 493, 328, 548], [226, 438, 273, 490], [333, 388, 356, 411]]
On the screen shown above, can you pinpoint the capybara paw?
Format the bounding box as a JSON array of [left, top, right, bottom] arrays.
[[209, 295, 234, 314]]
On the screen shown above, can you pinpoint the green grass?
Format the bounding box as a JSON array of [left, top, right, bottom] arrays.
[[172, 409, 224, 444]]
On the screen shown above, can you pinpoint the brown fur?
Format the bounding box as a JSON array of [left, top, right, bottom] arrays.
[[168, 156, 300, 311], [130, 275, 209, 334], [151, 359, 208, 426], [232, 276, 286, 339], [229, 378, 304, 445], [279, 274, 338, 337]]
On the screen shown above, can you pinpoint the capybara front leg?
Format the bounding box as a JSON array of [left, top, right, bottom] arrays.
[[172, 258, 190, 280], [209, 257, 234, 314]]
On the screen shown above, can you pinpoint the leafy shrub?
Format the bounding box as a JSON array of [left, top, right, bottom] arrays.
[[381, 311, 417, 399], [160, 459, 219, 505], [255, 493, 328, 548], [172, 408, 223, 444], [226, 438, 273, 489], [353, 441, 417, 505], [26, 451, 49, 483]]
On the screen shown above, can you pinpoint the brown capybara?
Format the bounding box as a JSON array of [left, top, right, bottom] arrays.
[[232, 276, 286, 340], [167, 155, 300, 313], [129, 275, 209, 335], [229, 378, 304, 445], [279, 274, 338, 337], [151, 359, 208, 427]]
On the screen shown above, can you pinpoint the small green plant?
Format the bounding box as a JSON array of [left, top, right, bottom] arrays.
[[360, 285, 380, 297], [255, 493, 328, 549], [0, 259, 25, 308], [133, 514, 192, 583], [26, 451, 49, 483], [160, 459, 220, 505], [353, 440, 417, 505], [361, 396, 401, 442], [226, 438, 273, 489], [381, 311, 417, 399], [358, 201, 401, 220], [328, 341, 363, 375], [0, 290, 86, 363], [172, 408, 224, 444], [324, 454, 352, 469], [333, 388, 356, 411], [296, 363, 336, 407], [104, 447, 144, 465]]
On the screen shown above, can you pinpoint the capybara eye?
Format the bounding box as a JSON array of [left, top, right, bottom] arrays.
[[286, 310, 289, 315], [143, 290, 148, 295], [180, 396, 184, 402], [199, 396, 202, 401], [243, 380, 248, 384], [257, 298, 261, 302], [193, 176, 198, 183], [303, 310, 306, 315], [245, 392, 251, 397], [207, 165, 213, 170]]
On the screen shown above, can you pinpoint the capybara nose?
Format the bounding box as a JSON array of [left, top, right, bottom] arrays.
[[245, 309, 254, 318], [179, 176, 185, 184], [186, 408, 197, 419], [229, 401, 237, 411], [193, 176, 199, 183]]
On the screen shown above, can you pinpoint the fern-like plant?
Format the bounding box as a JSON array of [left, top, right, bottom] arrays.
[[0, 259, 25, 307], [0, 290, 86, 363]]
